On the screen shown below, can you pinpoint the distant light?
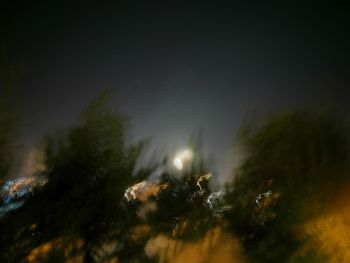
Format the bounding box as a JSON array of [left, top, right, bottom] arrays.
[[173, 149, 193, 170], [173, 158, 184, 170]]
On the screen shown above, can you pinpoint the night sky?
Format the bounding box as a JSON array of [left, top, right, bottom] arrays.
[[2, 1, 350, 178]]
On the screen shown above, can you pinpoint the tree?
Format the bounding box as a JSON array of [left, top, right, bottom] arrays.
[[148, 136, 215, 242], [0, 91, 146, 262], [226, 110, 350, 262]]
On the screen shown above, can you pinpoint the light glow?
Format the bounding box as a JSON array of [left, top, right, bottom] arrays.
[[172, 149, 193, 170]]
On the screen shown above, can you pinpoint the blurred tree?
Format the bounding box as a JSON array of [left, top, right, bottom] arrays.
[[226, 111, 350, 262], [0, 91, 146, 262], [148, 135, 215, 243]]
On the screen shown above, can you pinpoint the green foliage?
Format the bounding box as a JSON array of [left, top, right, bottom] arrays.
[[226, 110, 350, 262], [2, 102, 349, 262], [0, 90, 218, 262], [46, 91, 134, 186], [149, 145, 215, 242], [0, 91, 146, 262]]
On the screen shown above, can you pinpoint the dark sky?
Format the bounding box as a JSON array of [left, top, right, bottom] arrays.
[[2, 0, 350, 179]]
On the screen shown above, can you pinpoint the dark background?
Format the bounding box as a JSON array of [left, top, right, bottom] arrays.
[[1, 0, 350, 179]]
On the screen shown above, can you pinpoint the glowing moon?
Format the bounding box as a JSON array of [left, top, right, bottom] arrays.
[[173, 158, 184, 170], [173, 149, 193, 170]]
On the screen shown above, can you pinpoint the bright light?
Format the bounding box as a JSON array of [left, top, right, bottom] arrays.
[[173, 158, 183, 170], [173, 149, 193, 170]]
